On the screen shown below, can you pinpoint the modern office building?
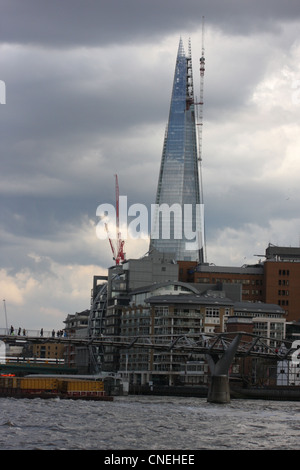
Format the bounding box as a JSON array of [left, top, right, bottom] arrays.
[[119, 281, 235, 386], [117, 281, 286, 386], [232, 302, 286, 347], [89, 250, 179, 372], [150, 39, 205, 263]]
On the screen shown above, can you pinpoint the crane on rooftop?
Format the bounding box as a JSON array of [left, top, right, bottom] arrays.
[[105, 174, 125, 265]]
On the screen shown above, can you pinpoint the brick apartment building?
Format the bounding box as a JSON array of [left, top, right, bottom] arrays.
[[178, 244, 300, 322]]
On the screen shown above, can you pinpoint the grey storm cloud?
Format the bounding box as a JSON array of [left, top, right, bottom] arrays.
[[2, 0, 300, 47]]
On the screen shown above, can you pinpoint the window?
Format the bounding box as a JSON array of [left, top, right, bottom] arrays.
[[155, 306, 169, 316], [279, 269, 289, 276], [198, 277, 210, 283], [205, 307, 219, 317]]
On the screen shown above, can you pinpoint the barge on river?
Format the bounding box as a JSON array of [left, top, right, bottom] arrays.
[[0, 375, 113, 401]]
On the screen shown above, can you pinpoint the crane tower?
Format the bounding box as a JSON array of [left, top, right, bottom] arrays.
[[198, 16, 205, 164], [197, 16, 206, 262], [105, 174, 125, 265]]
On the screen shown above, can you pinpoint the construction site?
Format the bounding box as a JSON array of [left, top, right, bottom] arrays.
[[67, 26, 300, 396]]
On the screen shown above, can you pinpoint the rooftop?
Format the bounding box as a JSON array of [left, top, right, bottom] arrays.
[[145, 293, 234, 306], [265, 244, 300, 261]]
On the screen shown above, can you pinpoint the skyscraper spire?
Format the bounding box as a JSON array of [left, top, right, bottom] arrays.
[[150, 39, 205, 262], [177, 36, 185, 57]]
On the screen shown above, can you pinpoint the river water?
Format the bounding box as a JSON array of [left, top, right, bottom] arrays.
[[0, 395, 299, 451]]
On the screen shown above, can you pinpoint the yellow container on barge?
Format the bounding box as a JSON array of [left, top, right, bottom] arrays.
[[20, 377, 59, 391], [0, 375, 113, 401], [60, 379, 104, 392]]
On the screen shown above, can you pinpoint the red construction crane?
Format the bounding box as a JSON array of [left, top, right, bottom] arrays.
[[105, 174, 125, 265]]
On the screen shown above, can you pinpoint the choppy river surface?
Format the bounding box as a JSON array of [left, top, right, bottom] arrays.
[[0, 395, 299, 450]]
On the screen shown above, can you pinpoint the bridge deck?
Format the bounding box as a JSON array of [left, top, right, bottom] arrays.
[[0, 329, 294, 360]]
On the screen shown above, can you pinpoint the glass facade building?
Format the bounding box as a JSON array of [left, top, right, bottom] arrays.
[[150, 39, 205, 262]]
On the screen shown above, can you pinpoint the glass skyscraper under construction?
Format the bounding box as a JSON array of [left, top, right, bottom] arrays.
[[150, 39, 205, 262]]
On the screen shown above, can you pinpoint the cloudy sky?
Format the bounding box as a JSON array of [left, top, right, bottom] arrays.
[[1, 0, 300, 330]]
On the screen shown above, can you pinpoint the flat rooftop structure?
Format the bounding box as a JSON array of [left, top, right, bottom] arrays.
[[233, 301, 285, 316], [194, 264, 264, 275], [146, 293, 234, 307], [265, 244, 300, 261]]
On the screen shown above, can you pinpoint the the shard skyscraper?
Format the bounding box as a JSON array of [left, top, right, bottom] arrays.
[[150, 39, 205, 262]]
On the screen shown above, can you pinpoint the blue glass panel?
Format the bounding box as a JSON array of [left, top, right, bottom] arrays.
[[150, 40, 204, 262]]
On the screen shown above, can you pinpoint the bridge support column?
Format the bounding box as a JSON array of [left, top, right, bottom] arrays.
[[206, 334, 241, 404], [207, 375, 230, 404]]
